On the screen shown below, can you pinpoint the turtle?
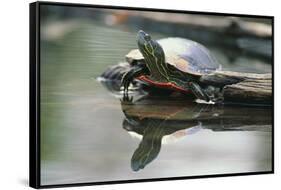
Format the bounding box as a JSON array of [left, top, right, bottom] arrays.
[[121, 30, 223, 102]]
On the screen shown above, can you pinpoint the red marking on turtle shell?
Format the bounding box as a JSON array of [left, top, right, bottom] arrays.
[[137, 76, 190, 93]]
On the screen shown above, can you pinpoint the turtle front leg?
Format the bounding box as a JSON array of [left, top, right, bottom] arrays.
[[189, 82, 224, 103], [121, 63, 149, 93]]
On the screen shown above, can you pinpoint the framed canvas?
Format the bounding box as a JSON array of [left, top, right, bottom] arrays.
[[29, 1, 274, 188]]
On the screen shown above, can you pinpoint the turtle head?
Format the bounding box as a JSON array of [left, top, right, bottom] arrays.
[[137, 30, 164, 61], [137, 30, 168, 81]]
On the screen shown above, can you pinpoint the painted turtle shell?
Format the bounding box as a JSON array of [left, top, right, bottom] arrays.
[[126, 37, 220, 76]]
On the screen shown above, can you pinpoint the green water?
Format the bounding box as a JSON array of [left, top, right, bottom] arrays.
[[40, 20, 272, 185]]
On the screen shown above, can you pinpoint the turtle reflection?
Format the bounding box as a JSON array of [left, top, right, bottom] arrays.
[[120, 97, 271, 171], [123, 116, 202, 171]]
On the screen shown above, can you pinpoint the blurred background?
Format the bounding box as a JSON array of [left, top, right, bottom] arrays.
[[41, 4, 272, 73], [40, 4, 272, 186]]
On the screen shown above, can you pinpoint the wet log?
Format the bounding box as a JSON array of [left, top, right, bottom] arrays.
[[200, 71, 272, 104]]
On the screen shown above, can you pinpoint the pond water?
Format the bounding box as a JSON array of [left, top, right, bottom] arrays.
[[40, 20, 272, 185]]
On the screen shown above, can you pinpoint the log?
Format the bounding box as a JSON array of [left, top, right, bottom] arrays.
[[104, 11, 272, 59], [200, 71, 272, 104]]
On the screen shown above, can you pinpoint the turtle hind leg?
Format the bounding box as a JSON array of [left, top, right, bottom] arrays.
[[189, 82, 224, 103], [189, 82, 210, 102], [121, 63, 149, 93]]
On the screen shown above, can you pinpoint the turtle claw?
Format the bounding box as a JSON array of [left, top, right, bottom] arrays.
[[120, 93, 133, 103], [121, 71, 132, 93], [204, 86, 224, 104]]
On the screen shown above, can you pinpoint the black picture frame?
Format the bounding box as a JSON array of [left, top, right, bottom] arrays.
[[30, 1, 274, 189]]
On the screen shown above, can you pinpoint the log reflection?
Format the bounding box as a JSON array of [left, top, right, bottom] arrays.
[[121, 97, 271, 171]]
